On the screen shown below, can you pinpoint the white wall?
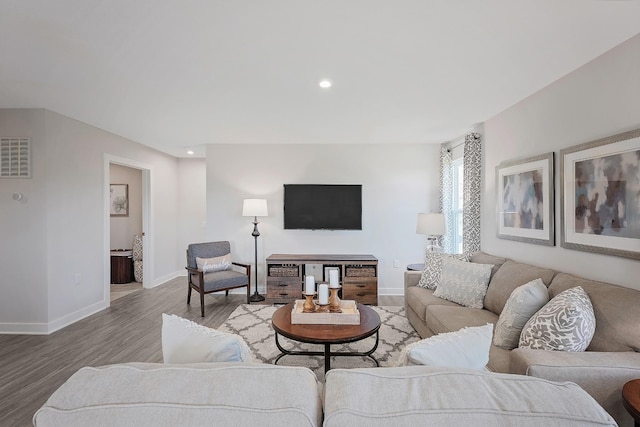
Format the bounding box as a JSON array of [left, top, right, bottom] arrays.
[[483, 33, 640, 290], [177, 158, 207, 265], [0, 109, 49, 328], [206, 143, 440, 295], [0, 108, 181, 333], [110, 164, 142, 250]]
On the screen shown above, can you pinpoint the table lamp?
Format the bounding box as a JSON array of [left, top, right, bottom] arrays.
[[416, 212, 445, 252]]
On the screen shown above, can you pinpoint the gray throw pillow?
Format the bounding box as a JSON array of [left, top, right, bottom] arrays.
[[493, 279, 549, 350]]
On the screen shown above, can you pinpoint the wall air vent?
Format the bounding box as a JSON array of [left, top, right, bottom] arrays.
[[0, 138, 31, 178]]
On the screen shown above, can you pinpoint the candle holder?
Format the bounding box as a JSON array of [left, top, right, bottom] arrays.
[[316, 302, 330, 313], [329, 286, 342, 313], [302, 293, 317, 313]]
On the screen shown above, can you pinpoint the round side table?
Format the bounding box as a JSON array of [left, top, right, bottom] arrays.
[[622, 379, 640, 427]]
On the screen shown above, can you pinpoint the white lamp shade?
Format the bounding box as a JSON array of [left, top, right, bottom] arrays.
[[416, 213, 445, 236], [243, 199, 268, 217]]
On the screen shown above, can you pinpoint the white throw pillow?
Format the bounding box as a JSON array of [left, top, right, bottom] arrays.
[[417, 252, 468, 289], [396, 324, 493, 371], [433, 257, 493, 309], [196, 254, 232, 273], [493, 278, 549, 349], [161, 313, 252, 363], [519, 286, 595, 352]]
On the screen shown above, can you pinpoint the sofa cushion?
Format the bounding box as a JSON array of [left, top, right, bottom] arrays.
[[33, 363, 322, 427], [433, 257, 493, 309], [493, 278, 549, 350], [397, 324, 493, 370], [469, 251, 507, 279], [323, 366, 617, 427], [426, 305, 498, 336], [405, 286, 460, 323], [519, 286, 595, 352], [483, 260, 555, 315], [549, 273, 640, 352]]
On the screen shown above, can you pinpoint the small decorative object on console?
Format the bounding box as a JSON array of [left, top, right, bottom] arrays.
[[291, 299, 360, 325]]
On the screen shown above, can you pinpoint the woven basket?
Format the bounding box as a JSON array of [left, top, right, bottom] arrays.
[[345, 267, 376, 277], [269, 266, 299, 277]]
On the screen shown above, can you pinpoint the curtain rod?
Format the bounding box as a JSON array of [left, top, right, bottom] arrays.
[[446, 139, 465, 152]]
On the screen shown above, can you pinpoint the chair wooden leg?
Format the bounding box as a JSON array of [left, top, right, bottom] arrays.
[[225, 290, 229, 296], [187, 285, 192, 304], [246, 285, 250, 304], [200, 290, 205, 317]]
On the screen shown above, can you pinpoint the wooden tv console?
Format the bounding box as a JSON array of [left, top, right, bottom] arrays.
[[265, 254, 378, 305]]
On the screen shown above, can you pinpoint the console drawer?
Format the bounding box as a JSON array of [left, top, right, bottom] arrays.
[[266, 280, 301, 301]]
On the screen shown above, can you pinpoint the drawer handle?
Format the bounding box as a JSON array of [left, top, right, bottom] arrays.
[[279, 293, 288, 297], [356, 284, 366, 288], [278, 283, 287, 287]]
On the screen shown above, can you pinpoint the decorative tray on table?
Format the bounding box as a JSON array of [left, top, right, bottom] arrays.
[[291, 300, 360, 325]]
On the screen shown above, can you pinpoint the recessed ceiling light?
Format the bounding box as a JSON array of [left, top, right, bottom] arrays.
[[319, 79, 332, 89], [186, 149, 194, 155]]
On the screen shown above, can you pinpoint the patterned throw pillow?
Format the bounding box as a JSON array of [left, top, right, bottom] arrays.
[[417, 252, 468, 289], [493, 278, 549, 350], [519, 286, 595, 352], [196, 254, 232, 273], [433, 257, 493, 309]]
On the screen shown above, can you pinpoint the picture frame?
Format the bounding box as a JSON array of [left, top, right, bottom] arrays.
[[496, 152, 554, 246], [560, 128, 640, 260], [110, 184, 129, 217]]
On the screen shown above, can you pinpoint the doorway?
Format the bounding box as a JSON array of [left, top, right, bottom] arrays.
[[103, 154, 153, 305]]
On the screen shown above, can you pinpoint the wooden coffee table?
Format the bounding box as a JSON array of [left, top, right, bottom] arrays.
[[623, 379, 640, 427], [271, 302, 381, 373]]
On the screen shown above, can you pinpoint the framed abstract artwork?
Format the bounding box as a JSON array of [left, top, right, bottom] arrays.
[[560, 128, 640, 260], [496, 152, 554, 246], [110, 184, 129, 217]]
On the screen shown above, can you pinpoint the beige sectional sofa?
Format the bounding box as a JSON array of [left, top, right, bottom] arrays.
[[404, 251, 640, 426], [34, 362, 617, 427]]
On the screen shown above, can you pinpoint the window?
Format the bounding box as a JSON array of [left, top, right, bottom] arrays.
[[451, 158, 464, 254]]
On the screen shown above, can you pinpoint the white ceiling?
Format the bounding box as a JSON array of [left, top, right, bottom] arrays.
[[1, 1, 639, 158]]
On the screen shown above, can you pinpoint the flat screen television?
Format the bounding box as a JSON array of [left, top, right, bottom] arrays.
[[284, 184, 362, 230]]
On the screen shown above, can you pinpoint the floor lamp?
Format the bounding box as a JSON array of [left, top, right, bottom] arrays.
[[416, 213, 445, 253], [243, 199, 268, 302]]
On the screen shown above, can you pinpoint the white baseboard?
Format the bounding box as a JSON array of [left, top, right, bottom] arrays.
[[147, 270, 184, 288], [47, 299, 109, 334], [0, 298, 109, 335]]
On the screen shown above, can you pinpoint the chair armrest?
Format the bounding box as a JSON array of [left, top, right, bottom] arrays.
[[404, 270, 421, 291], [511, 348, 640, 425], [232, 262, 251, 270], [185, 266, 204, 286]]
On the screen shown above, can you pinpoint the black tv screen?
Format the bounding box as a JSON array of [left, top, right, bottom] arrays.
[[284, 184, 362, 230]]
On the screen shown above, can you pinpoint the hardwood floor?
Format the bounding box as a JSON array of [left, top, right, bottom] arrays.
[[0, 277, 403, 426]]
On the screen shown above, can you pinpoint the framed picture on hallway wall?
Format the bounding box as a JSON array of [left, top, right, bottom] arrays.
[[496, 152, 555, 246], [561, 128, 640, 260], [110, 184, 129, 217]]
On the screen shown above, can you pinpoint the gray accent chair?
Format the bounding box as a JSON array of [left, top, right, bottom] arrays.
[[186, 241, 251, 316]]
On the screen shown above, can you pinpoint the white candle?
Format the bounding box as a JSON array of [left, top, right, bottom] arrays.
[[305, 276, 315, 295], [318, 284, 329, 304], [329, 270, 339, 288]]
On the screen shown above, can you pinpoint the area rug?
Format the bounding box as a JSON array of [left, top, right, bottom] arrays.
[[218, 304, 420, 381]]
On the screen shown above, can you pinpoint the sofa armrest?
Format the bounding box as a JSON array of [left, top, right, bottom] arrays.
[[404, 270, 421, 291], [511, 348, 640, 426]]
